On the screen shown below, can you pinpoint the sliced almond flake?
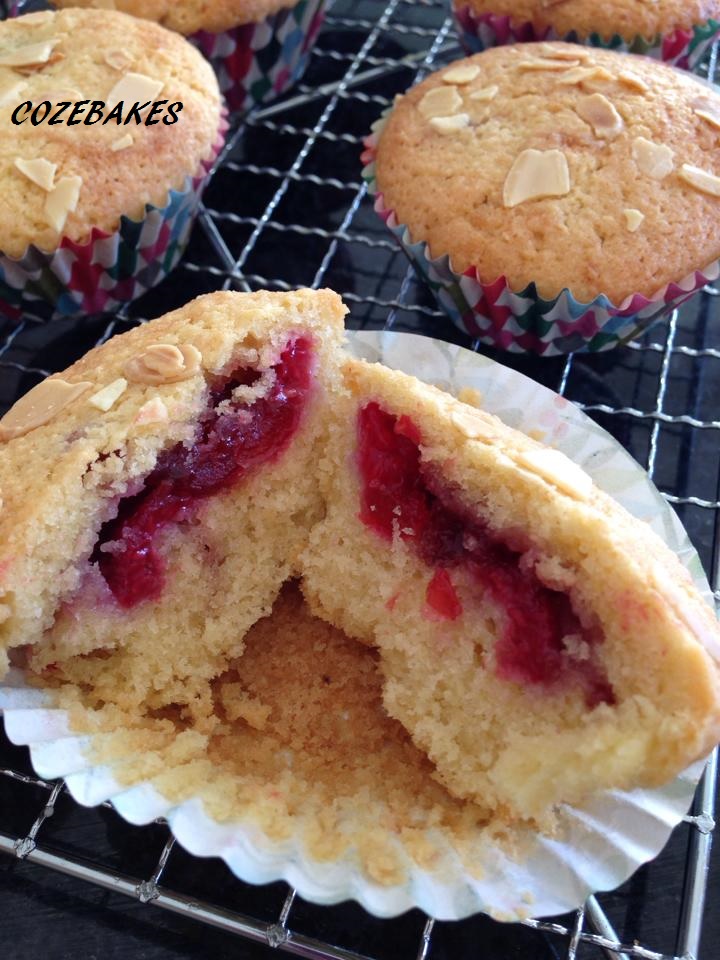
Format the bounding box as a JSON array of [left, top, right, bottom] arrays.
[[678, 163, 720, 198], [515, 448, 593, 501], [694, 106, 720, 131], [451, 407, 496, 440], [124, 343, 201, 385], [104, 48, 132, 71], [111, 133, 134, 152], [429, 113, 470, 134], [31, 84, 83, 103], [557, 66, 606, 87], [578, 66, 616, 90], [442, 64, 481, 85], [14, 157, 56, 192], [537, 44, 589, 61], [0, 39, 58, 68], [135, 397, 168, 425], [22, 11, 54, 23], [469, 85, 499, 102], [45, 175, 82, 233], [106, 72, 163, 110], [575, 93, 623, 139], [418, 84, 462, 118], [618, 70, 649, 93], [517, 57, 581, 72], [623, 208, 644, 232], [89, 378, 128, 412], [503, 149, 571, 208], [0, 378, 92, 442], [0, 78, 26, 106], [632, 137, 674, 179]]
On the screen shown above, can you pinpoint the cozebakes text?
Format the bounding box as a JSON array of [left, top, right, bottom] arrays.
[[11, 99, 183, 126]]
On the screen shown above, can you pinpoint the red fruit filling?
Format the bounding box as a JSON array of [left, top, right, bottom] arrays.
[[358, 402, 614, 706], [93, 337, 313, 609], [426, 569, 463, 621]]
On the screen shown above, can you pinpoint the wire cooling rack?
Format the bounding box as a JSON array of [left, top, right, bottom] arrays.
[[1, 2, 719, 958]]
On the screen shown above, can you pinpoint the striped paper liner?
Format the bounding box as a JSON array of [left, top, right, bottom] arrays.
[[0, 114, 228, 322], [453, 5, 720, 74]]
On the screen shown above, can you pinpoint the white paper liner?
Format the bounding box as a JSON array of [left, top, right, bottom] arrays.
[[0, 330, 715, 921]]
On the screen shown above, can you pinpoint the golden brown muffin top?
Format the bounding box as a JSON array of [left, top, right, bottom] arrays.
[[374, 43, 720, 302], [53, 0, 298, 35], [456, 0, 720, 40], [0, 9, 222, 256]]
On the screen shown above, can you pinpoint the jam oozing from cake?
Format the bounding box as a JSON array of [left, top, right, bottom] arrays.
[[93, 338, 313, 609], [425, 568, 463, 621], [358, 402, 613, 705]]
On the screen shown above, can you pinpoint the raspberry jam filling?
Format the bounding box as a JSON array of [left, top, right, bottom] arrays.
[[93, 337, 313, 609], [358, 402, 614, 706]]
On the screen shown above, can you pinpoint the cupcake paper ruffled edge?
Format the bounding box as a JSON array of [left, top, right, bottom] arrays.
[[187, 0, 327, 114], [452, 5, 720, 73], [0, 329, 715, 922], [9, 0, 327, 116], [0, 110, 229, 322]]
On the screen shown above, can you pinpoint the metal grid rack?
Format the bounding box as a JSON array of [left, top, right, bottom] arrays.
[[0, 2, 718, 958]]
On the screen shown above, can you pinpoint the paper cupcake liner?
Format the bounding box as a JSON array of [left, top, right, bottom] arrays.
[[361, 113, 719, 355], [453, 5, 720, 74], [0, 330, 715, 921], [0, 115, 228, 323], [188, 0, 327, 114]]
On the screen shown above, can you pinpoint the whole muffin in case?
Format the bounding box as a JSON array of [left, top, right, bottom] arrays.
[[53, 0, 328, 113], [453, 0, 720, 73], [365, 43, 720, 353], [0, 8, 224, 320]]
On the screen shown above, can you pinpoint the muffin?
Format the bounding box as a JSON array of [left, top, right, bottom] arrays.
[[0, 288, 347, 720], [0, 8, 224, 320], [1, 288, 719, 829], [453, 0, 720, 73], [303, 355, 720, 818], [364, 44, 720, 353], [52, 0, 328, 113], [2, 303, 720, 916]]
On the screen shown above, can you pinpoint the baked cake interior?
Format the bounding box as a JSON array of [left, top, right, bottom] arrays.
[[1, 290, 718, 874]]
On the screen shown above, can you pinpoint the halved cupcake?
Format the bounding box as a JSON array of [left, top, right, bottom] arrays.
[[0, 288, 346, 723], [0, 287, 718, 831], [302, 355, 720, 820]]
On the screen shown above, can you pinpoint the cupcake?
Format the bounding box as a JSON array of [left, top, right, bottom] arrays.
[[52, 0, 328, 113], [0, 8, 224, 320], [453, 0, 720, 74], [363, 44, 720, 353], [1, 291, 720, 914]]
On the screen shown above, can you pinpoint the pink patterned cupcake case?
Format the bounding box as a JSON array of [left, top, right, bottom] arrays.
[[362, 114, 720, 356], [453, 4, 720, 74], [188, 0, 327, 114], [0, 118, 228, 323]]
